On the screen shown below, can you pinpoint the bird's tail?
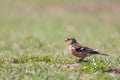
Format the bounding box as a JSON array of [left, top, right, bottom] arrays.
[[90, 51, 109, 56], [99, 53, 109, 56]]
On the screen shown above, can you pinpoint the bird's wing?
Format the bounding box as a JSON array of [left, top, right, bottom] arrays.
[[72, 44, 99, 54], [72, 43, 109, 56]]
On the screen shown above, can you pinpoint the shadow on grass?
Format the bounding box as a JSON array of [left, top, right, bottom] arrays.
[[103, 65, 120, 75]]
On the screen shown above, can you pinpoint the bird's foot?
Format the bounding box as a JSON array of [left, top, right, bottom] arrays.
[[79, 58, 84, 61], [77, 58, 88, 63]]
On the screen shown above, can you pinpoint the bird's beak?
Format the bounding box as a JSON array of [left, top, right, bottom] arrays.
[[64, 39, 67, 41]]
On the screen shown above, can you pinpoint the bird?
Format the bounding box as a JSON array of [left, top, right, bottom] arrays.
[[65, 37, 109, 61]]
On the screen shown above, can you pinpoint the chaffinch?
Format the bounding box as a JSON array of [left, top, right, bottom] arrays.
[[65, 37, 109, 61]]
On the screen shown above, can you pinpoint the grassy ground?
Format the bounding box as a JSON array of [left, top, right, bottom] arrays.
[[0, 0, 120, 80]]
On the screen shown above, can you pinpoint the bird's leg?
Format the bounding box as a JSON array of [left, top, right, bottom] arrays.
[[79, 57, 84, 61]]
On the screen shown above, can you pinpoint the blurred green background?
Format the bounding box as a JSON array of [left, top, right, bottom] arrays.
[[0, 0, 120, 57], [0, 0, 120, 80]]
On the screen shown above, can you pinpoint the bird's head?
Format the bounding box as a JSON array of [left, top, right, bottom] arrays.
[[65, 37, 77, 45]]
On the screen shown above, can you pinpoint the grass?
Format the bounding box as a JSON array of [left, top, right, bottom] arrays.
[[0, 0, 120, 80]]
